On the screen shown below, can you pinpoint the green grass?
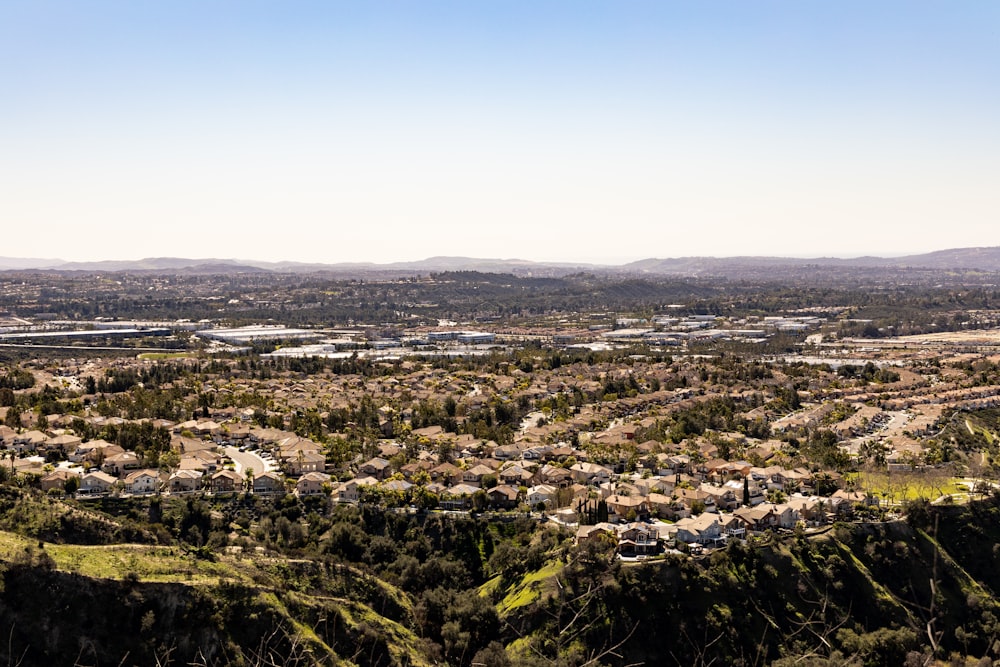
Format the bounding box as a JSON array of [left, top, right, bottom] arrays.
[[498, 559, 563, 614], [478, 573, 502, 598], [334, 597, 432, 666], [137, 352, 198, 360], [0, 530, 436, 664], [847, 473, 965, 504], [833, 539, 915, 621], [0, 530, 256, 584], [967, 419, 998, 445]]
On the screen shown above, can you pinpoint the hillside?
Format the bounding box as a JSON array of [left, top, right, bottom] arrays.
[[0, 522, 428, 666], [6, 246, 1000, 278], [2, 487, 1000, 665]]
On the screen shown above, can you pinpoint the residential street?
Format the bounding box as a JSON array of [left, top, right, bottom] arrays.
[[224, 446, 273, 476]]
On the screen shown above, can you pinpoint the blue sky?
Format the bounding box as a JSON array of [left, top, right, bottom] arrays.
[[2, 1, 998, 264]]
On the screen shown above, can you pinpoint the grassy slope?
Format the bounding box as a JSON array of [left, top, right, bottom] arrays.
[[0, 529, 432, 666], [8, 487, 1000, 665], [494, 501, 1000, 665]]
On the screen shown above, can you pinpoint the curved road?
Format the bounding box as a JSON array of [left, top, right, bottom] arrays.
[[224, 446, 276, 476]]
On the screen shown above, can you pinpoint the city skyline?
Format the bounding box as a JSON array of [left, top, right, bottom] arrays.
[[2, 1, 997, 265]]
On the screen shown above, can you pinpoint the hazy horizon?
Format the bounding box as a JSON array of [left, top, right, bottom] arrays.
[[0, 246, 978, 268], [3, 2, 997, 265]]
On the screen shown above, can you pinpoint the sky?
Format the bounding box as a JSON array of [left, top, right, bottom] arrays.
[[1, 1, 998, 265]]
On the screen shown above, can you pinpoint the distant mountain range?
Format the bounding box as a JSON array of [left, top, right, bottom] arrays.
[[3, 247, 1000, 277]]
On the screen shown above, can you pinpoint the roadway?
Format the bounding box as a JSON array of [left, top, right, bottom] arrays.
[[224, 446, 276, 476]]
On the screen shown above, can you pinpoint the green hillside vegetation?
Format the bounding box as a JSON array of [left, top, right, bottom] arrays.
[[6, 489, 1000, 664], [492, 507, 1000, 666]]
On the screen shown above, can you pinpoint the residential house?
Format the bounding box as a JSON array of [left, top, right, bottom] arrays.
[[674, 487, 717, 514], [0, 425, 16, 448], [425, 481, 448, 497], [377, 442, 402, 459], [569, 462, 613, 485], [522, 445, 552, 461], [123, 469, 161, 495], [832, 489, 877, 511], [70, 439, 119, 465], [411, 425, 444, 440], [359, 457, 392, 481], [462, 463, 495, 487], [750, 466, 778, 487], [286, 450, 326, 476], [575, 523, 616, 545], [381, 478, 413, 495], [646, 492, 688, 520], [178, 449, 222, 474], [719, 514, 746, 539], [399, 460, 433, 481], [825, 492, 862, 517], [277, 435, 323, 461], [708, 460, 753, 482], [526, 484, 558, 509], [771, 468, 811, 494], [658, 454, 691, 476], [733, 505, 777, 533], [45, 433, 82, 458], [79, 470, 117, 495], [12, 456, 44, 477], [172, 435, 212, 455], [786, 496, 828, 525], [248, 427, 296, 447], [539, 464, 573, 487], [672, 514, 723, 546], [429, 462, 463, 486], [333, 476, 378, 503], [441, 483, 481, 510], [487, 484, 520, 509], [723, 478, 765, 506], [617, 522, 660, 556], [696, 458, 731, 482], [770, 503, 800, 529], [173, 419, 200, 435], [295, 471, 331, 497], [492, 443, 524, 460], [633, 476, 672, 497], [12, 430, 48, 453], [454, 434, 486, 457], [698, 484, 739, 511], [167, 469, 202, 494], [193, 420, 223, 437], [40, 469, 79, 493], [634, 439, 661, 456], [102, 451, 141, 477], [499, 464, 535, 487], [215, 422, 251, 446], [252, 470, 285, 496], [605, 494, 646, 522], [209, 469, 244, 494]]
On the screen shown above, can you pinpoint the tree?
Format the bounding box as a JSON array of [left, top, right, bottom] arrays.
[[63, 475, 80, 495], [472, 490, 488, 512], [159, 448, 180, 471]]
